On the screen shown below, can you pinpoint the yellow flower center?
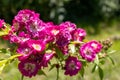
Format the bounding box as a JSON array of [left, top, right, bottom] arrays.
[[52, 30, 59, 35], [32, 44, 41, 51]]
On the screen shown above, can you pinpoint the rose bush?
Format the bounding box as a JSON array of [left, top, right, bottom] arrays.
[[0, 9, 114, 80]]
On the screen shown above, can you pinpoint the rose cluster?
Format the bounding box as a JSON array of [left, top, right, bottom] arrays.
[[0, 9, 102, 78]]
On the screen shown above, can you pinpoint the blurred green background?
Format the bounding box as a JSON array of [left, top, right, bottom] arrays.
[[0, 0, 120, 80]]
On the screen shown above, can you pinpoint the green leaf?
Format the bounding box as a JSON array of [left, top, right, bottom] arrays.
[[0, 54, 21, 74], [79, 67, 84, 77], [0, 48, 10, 54], [70, 41, 84, 44], [69, 44, 76, 54], [37, 70, 47, 77], [0, 64, 5, 74], [0, 60, 7, 66], [108, 50, 116, 54], [0, 60, 7, 74], [100, 60, 105, 65], [55, 46, 64, 60], [49, 64, 56, 71], [94, 55, 99, 65], [0, 31, 8, 36], [98, 66, 104, 80], [91, 64, 98, 73], [9, 54, 21, 60], [0, 23, 11, 36], [107, 56, 115, 65]]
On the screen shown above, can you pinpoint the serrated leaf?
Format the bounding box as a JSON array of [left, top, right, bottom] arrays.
[[37, 70, 47, 77], [98, 66, 104, 80]]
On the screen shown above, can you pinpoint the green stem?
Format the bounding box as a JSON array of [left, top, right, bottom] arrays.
[[56, 67, 59, 80], [21, 75, 24, 80]]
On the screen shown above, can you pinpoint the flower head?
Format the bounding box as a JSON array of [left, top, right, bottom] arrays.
[[27, 52, 54, 68], [59, 21, 76, 33], [47, 25, 60, 36], [10, 31, 30, 44], [72, 28, 86, 42], [18, 60, 39, 77], [26, 19, 45, 38], [14, 9, 39, 23], [56, 30, 71, 47], [89, 40, 102, 53], [40, 53, 54, 67], [17, 42, 33, 61], [59, 45, 69, 55], [27, 39, 46, 53], [64, 56, 82, 76], [38, 29, 54, 43], [12, 9, 40, 32], [79, 42, 96, 62]]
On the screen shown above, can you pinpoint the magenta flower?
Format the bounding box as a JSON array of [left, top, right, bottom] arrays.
[[9, 35, 20, 43], [38, 29, 54, 43], [28, 53, 44, 63], [43, 25, 61, 43], [47, 25, 60, 36], [89, 40, 102, 53], [40, 53, 54, 67], [12, 9, 40, 32], [10, 31, 30, 44], [56, 30, 72, 47], [27, 52, 54, 69], [18, 60, 39, 77], [72, 28, 86, 42], [59, 21, 76, 33], [12, 20, 24, 32], [79, 42, 96, 62], [14, 9, 39, 23], [17, 42, 33, 61], [59, 45, 69, 55], [27, 39, 46, 53], [0, 19, 4, 28], [26, 19, 45, 38], [64, 56, 82, 76]]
